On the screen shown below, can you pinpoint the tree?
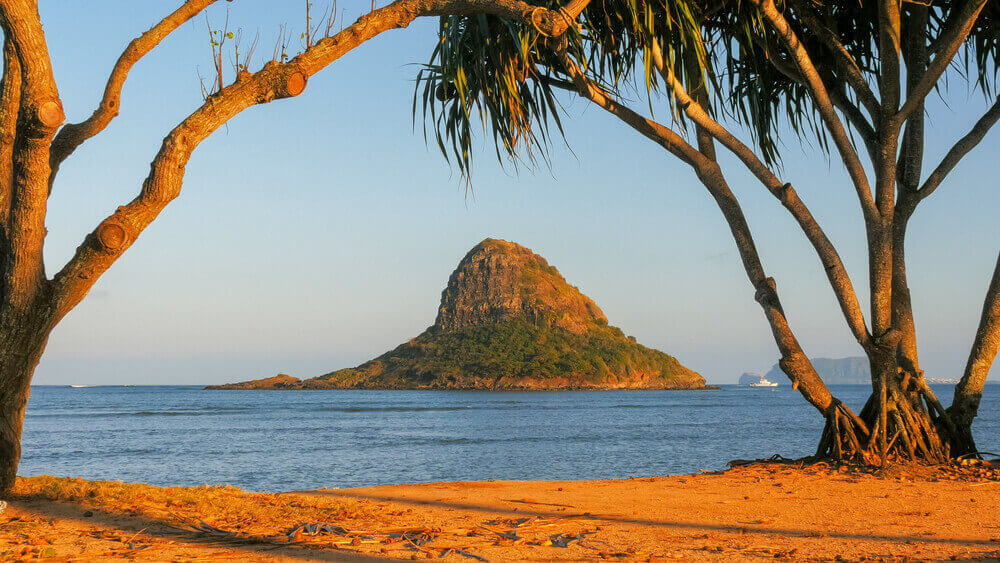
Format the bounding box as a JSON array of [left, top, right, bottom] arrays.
[[0, 0, 587, 494], [422, 0, 1000, 463]]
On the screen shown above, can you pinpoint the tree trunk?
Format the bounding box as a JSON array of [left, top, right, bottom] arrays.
[[949, 251, 1000, 455], [0, 309, 51, 495], [815, 194, 978, 463]]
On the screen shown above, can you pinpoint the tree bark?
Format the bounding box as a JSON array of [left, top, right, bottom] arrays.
[[0, 33, 20, 227], [0, 307, 51, 494]]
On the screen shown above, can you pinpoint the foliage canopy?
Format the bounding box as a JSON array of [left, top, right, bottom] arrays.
[[419, 1, 1000, 172]]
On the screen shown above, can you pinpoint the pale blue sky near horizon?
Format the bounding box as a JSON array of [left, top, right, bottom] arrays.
[[23, 1, 1000, 386]]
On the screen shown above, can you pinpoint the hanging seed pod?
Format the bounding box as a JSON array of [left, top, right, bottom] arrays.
[[435, 82, 458, 101]]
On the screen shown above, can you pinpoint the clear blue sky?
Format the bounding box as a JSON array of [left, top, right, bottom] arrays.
[[28, 1, 1000, 385]]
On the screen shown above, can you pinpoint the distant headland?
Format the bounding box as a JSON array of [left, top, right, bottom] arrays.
[[740, 357, 960, 385], [208, 239, 708, 391], [738, 357, 871, 386]]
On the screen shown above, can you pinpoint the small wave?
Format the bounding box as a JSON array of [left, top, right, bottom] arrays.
[[132, 411, 208, 416], [331, 434, 609, 449], [318, 406, 473, 413], [22, 447, 161, 460], [29, 409, 251, 418]]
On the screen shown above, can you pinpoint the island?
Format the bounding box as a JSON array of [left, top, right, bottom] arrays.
[[208, 238, 709, 390]]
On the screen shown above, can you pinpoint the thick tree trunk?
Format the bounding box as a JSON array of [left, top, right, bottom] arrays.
[[817, 183, 979, 463], [0, 311, 50, 494]]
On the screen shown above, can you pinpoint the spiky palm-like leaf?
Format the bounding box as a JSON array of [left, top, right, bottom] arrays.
[[416, 1, 1000, 174]]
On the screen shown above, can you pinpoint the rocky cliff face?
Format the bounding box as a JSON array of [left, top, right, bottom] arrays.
[[435, 239, 606, 334], [208, 238, 707, 391]]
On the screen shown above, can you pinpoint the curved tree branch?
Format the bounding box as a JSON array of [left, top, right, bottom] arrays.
[[556, 51, 838, 415], [46, 0, 575, 319], [788, 0, 880, 120], [755, 40, 877, 160], [47, 0, 221, 187], [649, 40, 872, 350], [918, 96, 1000, 200], [951, 251, 1000, 429], [47, 0, 593, 188], [750, 0, 877, 222]]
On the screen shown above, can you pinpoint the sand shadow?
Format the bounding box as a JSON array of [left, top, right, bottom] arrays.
[[301, 489, 996, 549], [7, 495, 393, 562]]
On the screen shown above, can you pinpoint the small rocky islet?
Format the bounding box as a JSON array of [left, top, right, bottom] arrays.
[[207, 238, 708, 390]]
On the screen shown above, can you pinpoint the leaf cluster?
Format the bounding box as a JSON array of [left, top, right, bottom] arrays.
[[416, 1, 1000, 174]]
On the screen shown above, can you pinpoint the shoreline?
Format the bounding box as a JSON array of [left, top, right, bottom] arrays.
[[5, 462, 999, 561], [202, 385, 723, 391]]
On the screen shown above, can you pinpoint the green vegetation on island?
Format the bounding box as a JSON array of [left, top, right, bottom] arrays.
[[209, 239, 705, 390]]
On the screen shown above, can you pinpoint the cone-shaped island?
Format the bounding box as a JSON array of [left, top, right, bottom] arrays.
[[208, 239, 707, 390]]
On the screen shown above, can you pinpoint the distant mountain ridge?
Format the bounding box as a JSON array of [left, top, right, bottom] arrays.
[[761, 357, 870, 385], [208, 239, 707, 390]]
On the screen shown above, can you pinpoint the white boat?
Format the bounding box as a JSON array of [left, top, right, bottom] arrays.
[[739, 372, 779, 387], [68, 385, 91, 388]]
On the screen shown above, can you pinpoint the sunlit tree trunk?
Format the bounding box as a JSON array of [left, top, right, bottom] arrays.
[[0, 315, 51, 491], [950, 252, 1000, 454]]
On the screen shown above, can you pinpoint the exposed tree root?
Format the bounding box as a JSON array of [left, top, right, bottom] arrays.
[[816, 369, 977, 465]]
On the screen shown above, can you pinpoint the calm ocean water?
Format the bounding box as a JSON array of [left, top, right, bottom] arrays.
[[20, 384, 1000, 492]]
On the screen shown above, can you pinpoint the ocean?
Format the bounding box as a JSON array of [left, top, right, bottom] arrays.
[[20, 384, 1000, 492]]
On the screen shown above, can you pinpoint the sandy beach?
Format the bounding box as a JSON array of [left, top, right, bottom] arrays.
[[2, 461, 999, 561]]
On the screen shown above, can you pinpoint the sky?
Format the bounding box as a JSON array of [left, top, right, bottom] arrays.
[[23, 1, 1000, 386]]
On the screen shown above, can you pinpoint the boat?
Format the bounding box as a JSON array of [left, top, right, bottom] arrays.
[[749, 377, 779, 388], [738, 372, 780, 387], [68, 385, 91, 388]]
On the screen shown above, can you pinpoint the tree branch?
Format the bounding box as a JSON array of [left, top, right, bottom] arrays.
[[878, 0, 902, 121], [788, 0, 880, 120], [47, 0, 221, 187], [891, 6, 931, 373], [750, 0, 877, 222], [894, 0, 989, 127], [756, 39, 877, 159], [918, 96, 1000, 200], [0, 0, 64, 311], [0, 33, 20, 227], [649, 40, 872, 349], [828, 87, 878, 160], [557, 51, 838, 415], [897, 4, 928, 195], [46, 0, 576, 318], [951, 251, 1000, 428], [555, 54, 708, 168]]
